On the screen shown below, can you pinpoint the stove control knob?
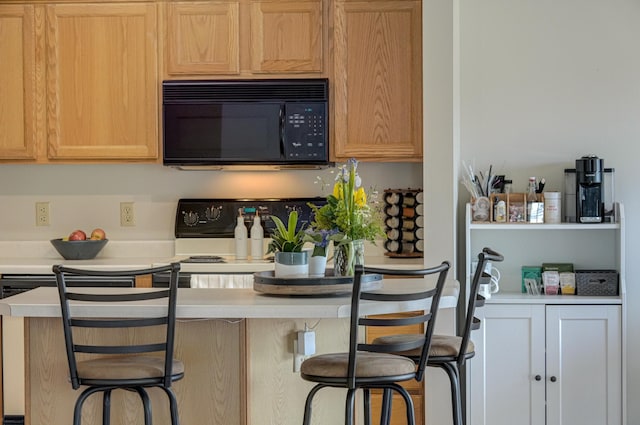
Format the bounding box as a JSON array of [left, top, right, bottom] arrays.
[[206, 205, 222, 221], [183, 211, 199, 227], [286, 205, 302, 214]]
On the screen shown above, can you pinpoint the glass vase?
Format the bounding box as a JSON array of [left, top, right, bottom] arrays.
[[333, 240, 365, 277]]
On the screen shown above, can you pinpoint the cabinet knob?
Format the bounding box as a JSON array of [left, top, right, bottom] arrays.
[[534, 375, 542, 381], [550, 376, 557, 382]]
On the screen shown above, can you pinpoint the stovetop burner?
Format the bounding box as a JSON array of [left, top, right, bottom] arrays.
[[181, 255, 227, 264]]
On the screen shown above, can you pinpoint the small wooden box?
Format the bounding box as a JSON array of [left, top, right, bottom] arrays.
[[471, 193, 545, 223]]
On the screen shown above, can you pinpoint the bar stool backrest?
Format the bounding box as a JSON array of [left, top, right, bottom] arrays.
[[349, 262, 451, 386], [53, 263, 181, 389]]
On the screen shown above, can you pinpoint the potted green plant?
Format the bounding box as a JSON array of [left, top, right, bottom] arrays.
[[267, 211, 309, 278]]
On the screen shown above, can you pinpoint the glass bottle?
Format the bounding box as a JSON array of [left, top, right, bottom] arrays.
[[527, 177, 537, 200], [527, 177, 541, 223]]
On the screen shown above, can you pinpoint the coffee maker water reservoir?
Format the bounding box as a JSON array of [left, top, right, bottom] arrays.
[[575, 155, 604, 223]]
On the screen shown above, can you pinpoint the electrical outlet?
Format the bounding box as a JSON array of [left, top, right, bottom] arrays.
[[120, 202, 135, 226], [35, 202, 50, 226]]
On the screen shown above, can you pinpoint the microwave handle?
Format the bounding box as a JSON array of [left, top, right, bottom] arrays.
[[279, 105, 286, 153]]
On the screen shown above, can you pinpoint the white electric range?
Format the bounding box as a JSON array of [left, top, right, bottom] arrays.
[[155, 198, 325, 287]]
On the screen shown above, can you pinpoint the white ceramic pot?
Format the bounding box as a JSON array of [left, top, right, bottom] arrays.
[[309, 255, 328, 277], [274, 251, 309, 278]]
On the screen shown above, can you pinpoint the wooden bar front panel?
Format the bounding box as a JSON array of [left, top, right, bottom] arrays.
[[27, 317, 243, 425]]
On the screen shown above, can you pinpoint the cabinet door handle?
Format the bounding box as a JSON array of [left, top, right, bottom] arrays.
[[534, 375, 542, 381], [550, 376, 557, 382]]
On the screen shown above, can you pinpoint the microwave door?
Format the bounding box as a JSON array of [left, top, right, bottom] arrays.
[[219, 103, 282, 161], [164, 103, 283, 164]]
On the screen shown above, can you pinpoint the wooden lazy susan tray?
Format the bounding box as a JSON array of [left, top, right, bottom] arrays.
[[253, 270, 383, 296]]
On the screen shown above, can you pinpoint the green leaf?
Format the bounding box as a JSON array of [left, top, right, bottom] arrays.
[[269, 211, 305, 252], [287, 210, 298, 240], [271, 214, 287, 236]]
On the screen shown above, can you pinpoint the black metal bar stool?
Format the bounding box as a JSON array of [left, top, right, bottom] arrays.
[[53, 262, 183, 425], [299, 261, 450, 425], [372, 247, 504, 425]]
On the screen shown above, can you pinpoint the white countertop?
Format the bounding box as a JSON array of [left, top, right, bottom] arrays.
[[0, 257, 170, 275], [484, 291, 624, 305], [0, 278, 459, 319], [0, 255, 425, 275], [0, 240, 426, 275], [0, 240, 175, 274]]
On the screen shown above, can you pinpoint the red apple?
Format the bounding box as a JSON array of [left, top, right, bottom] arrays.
[[68, 230, 87, 241], [90, 228, 106, 240]]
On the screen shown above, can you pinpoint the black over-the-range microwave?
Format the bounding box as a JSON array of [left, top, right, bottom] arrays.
[[162, 78, 330, 169]]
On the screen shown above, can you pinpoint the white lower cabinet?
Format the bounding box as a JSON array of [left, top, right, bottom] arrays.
[[469, 303, 622, 425]]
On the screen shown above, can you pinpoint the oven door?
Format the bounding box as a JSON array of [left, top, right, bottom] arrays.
[[152, 271, 192, 289], [163, 102, 284, 165]]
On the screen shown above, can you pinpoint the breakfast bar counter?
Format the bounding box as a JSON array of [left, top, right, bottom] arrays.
[[0, 279, 458, 425]]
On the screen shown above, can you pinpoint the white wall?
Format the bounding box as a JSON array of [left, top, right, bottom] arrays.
[[0, 163, 422, 241], [457, 0, 640, 423], [423, 1, 457, 424]]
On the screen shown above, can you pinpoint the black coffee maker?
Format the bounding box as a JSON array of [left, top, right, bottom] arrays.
[[576, 155, 604, 223]]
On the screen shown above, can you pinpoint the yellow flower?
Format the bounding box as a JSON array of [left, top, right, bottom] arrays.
[[355, 187, 367, 207], [334, 182, 366, 206]]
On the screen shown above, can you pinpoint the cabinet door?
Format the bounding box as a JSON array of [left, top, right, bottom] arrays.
[[165, 1, 240, 75], [0, 5, 41, 160], [366, 311, 423, 393], [333, 0, 421, 162], [46, 3, 158, 160], [250, 0, 322, 73], [469, 304, 545, 425], [365, 311, 424, 425], [546, 305, 621, 425]]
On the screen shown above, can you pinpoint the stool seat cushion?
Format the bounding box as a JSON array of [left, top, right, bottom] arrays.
[[77, 356, 184, 380], [301, 352, 416, 379], [430, 334, 474, 358], [371, 334, 475, 358]]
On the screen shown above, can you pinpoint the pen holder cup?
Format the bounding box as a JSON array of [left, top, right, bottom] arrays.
[[471, 197, 491, 222]]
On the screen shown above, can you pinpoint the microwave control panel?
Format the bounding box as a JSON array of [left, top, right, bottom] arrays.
[[283, 103, 328, 160]]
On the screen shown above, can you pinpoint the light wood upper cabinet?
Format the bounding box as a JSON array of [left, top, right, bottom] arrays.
[[250, 0, 322, 73], [333, 0, 422, 162], [46, 3, 159, 160], [166, 1, 240, 75], [164, 0, 324, 77], [1, 0, 422, 164], [0, 4, 42, 160]]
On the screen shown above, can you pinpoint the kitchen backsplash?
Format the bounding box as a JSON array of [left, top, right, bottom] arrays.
[[0, 163, 422, 241]]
